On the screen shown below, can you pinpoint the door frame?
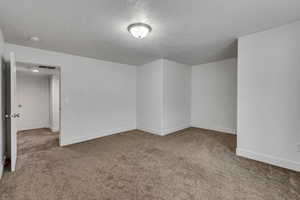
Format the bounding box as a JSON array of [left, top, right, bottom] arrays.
[[14, 62, 62, 147], [4, 52, 18, 172]]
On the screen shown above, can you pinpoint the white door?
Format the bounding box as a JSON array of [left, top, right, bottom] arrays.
[[5, 52, 18, 172]]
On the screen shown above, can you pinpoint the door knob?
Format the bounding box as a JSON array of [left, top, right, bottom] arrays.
[[5, 113, 20, 118]]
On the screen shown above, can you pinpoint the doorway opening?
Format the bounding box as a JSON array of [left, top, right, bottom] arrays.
[[15, 62, 61, 156]]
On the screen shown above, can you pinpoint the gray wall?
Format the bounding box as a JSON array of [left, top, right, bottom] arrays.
[[5, 44, 137, 146], [237, 21, 300, 172], [137, 59, 191, 136], [163, 59, 190, 134], [137, 60, 164, 135], [191, 58, 237, 134]]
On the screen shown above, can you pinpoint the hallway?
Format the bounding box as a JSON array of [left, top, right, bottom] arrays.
[[17, 128, 59, 155]]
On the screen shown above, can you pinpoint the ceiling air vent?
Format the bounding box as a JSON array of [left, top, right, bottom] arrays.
[[38, 65, 56, 70]]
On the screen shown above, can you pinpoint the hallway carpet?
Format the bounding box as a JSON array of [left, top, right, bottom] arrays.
[[0, 128, 299, 200]]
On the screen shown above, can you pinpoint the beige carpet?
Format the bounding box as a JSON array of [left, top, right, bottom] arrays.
[[0, 128, 299, 200]]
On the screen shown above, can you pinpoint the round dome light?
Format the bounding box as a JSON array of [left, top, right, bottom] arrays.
[[127, 23, 152, 39], [29, 36, 40, 42]]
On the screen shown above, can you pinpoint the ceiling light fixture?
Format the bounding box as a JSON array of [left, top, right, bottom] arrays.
[[127, 23, 152, 39], [32, 69, 39, 73], [29, 36, 40, 42]]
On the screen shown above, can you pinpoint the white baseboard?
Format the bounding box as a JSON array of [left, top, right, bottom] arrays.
[[50, 128, 59, 132], [137, 124, 190, 136], [162, 124, 190, 136], [0, 162, 4, 179], [136, 127, 163, 136], [50, 125, 59, 132], [60, 127, 136, 146], [236, 148, 300, 172], [18, 124, 51, 132], [190, 123, 236, 135], [0, 157, 5, 179]]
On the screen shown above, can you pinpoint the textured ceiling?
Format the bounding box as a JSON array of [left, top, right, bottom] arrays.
[[0, 0, 300, 65]]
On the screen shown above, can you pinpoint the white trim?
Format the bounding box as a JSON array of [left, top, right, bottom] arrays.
[[136, 127, 163, 136], [18, 125, 51, 132], [50, 127, 59, 133], [190, 123, 236, 134], [60, 127, 136, 146], [162, 124, 190, 136], [0, 159, 4, 179], [137, 124, 190, 136], [0, 155, 6, 179], [236, 148, 300, 172]]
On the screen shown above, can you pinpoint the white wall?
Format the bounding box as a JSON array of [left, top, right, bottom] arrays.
[[50, 75, 60, 132], [137, 60, 164, 135], [191, 58, 237, 134], [137, 59, 191, 136], [5, 44, 136, 146], [237, 21, 300, 172], [16, 72, 50, 131], [163, 59, 190, 134], [0, 28, 5, 178]]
